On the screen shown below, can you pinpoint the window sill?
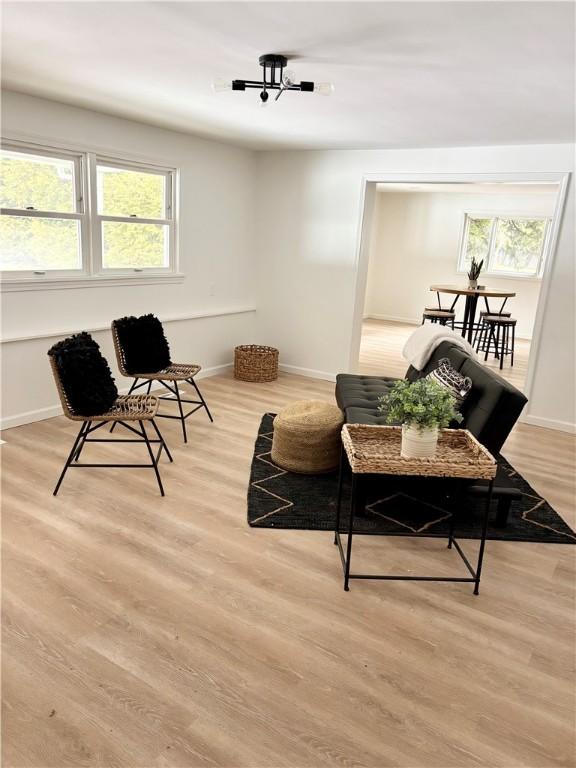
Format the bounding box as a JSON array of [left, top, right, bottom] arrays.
[[0, 273, 186, 292], [455, 271, 542, 282]]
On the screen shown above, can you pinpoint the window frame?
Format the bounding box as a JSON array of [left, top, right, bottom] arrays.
[[457, 211, 552, 280], [1, 144, 90, 280], [1, 139, 181, 291], [92, 155, 175, 276]]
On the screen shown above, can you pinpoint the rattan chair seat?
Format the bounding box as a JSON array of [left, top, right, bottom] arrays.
[[65, 394, 159, 422], [129, 363, 202, 381]]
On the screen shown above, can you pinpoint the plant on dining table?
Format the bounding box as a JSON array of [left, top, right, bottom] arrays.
[[467, 257, 484, 288]]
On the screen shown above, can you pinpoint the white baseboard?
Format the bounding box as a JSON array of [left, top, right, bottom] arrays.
[[365, 313, 420, 325], [0, 363, 233, 431], [1, 404, 65, 431], [278, 363, 336, 383], [519, 413, 576, 434]]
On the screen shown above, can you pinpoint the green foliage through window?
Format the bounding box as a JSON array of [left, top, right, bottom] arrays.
[[0, 215, 80, 271], [102, 222, 168, 268], [0, 150, 76, 213], [459, 214, 548, 278], [0, 144, 175, 277], [97, 165, 165, 219]]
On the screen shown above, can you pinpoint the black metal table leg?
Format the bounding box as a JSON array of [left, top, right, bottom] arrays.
[[344, 474, 357, 591], [461, 296, 471, 339], [467, 293, 480, 343], [474, 479, 493, 595], [334, 445, 345, 546]]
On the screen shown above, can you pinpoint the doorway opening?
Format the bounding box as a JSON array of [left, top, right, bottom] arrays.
[[350, 174, 569, 401]]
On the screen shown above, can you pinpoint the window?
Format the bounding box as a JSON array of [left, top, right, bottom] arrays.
[[96, 162, 172, 271], [0, 148, 84, 274], [0, 141, 178, 287], [458, 213, 550, 279]]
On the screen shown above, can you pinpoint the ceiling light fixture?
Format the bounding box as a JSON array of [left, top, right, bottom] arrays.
[[213, 54, 334, 106]]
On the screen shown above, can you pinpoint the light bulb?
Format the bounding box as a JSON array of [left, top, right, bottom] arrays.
[[212, 78, 232, 93], [314, 82, 334, 96], [259, 90, 269, 107], [282, 69, 296, 87]]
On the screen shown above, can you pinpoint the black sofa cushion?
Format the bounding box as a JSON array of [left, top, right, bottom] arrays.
[[48, 332, 118, 417], [335, 375, 398, 425], [113, 314, 171, 374], [336, 341, 527, 456]]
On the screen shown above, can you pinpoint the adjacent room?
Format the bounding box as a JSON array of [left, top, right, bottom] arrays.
[[1, 2, 575, 768], [359, 181, 560, 390]]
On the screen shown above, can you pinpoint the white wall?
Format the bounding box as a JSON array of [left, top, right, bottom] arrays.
[[1, 91, 257, 428], [2, 94, 574, 434], [364, 187, 558, 338], [255, 146, 575, 432]]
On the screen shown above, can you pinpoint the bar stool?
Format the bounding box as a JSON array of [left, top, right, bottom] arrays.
[[422, 309, 456, 328], [472, 310, 511, 346], [476, 315, 516, 369]]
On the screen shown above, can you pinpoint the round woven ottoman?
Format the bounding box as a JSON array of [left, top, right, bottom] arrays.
[[271, 400, 344, 474]]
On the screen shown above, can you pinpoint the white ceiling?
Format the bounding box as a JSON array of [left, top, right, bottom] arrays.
[[2, 2, 574, 150]]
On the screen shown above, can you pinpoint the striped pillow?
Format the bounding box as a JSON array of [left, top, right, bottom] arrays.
[[426, 358, 472, 407]]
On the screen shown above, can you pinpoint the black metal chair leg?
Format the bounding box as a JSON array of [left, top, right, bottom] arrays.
[[150, 418, 173, 462], [147, 381, 152, 394], [73, 420, 94, 462], [188, 377, 214, 422], [139, 420, 165, 496], [484, 325, 492, 361], [511, 324, 515, 367], [53, 421, 89, 496], [111, 378, 139, 433], [173, 380, 187, 443]]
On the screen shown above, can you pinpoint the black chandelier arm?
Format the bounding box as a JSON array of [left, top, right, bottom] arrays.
[[232, 80, 314, 92]]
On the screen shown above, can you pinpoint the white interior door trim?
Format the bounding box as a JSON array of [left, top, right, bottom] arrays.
[[348, 171, 572, 425]]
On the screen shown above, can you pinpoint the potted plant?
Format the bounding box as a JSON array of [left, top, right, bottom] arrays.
[[377, 379, 462, 458], [467, 258, 483, 290]]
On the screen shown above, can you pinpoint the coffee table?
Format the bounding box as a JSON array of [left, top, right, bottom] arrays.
[[334, 424, 497, 594]]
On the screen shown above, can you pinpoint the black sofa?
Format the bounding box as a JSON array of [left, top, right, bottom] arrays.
[[336, 341, 528, 525], [336, 340, 527, 457]]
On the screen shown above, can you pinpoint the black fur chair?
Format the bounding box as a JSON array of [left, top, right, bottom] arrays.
[[48, 333, 172, 496], [111, 314, 213, 443]]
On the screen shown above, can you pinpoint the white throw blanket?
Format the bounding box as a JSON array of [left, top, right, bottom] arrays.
[[402, 324, 477, 371]]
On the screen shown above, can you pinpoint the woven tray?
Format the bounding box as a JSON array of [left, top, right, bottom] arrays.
[[341, 424, 496, 480]]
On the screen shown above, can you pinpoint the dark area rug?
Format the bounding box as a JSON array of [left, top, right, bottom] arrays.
[[247, 414, 575, 544]]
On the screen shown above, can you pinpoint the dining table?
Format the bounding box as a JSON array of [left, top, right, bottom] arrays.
[[430, 284, 516, 343]]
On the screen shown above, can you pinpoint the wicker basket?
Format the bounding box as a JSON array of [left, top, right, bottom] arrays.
[[341, 424, 496, 480], [234, 345, 279, 382]]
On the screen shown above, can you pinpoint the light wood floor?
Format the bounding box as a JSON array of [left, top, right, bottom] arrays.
[[2, 371, 575, 767], [359, 319, 530, 392]]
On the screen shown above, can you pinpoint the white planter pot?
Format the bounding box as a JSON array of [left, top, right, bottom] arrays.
[[468, 278, 478, 290], [401, 424, 439, 459]]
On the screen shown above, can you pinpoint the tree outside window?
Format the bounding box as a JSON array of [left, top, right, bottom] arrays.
[[459, 213, 549, 278]]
